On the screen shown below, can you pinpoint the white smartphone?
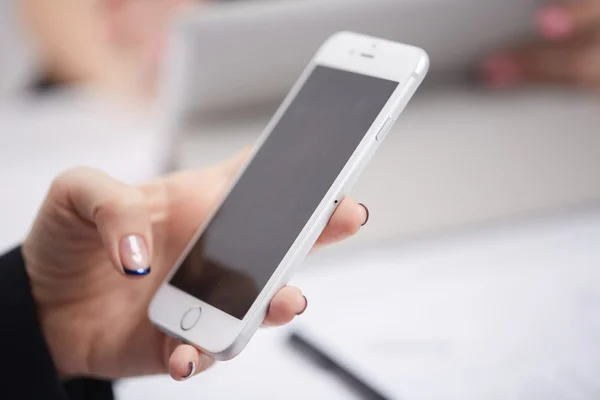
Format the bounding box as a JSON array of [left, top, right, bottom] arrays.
[[149, 31, 429, 360]]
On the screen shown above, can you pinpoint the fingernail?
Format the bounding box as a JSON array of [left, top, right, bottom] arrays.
[[297, 296, 308, 316], [358, 203, 370, 226], [181, 361, 196, 381], [480, 54, 521, 88], [535, 6, 573, 39], [119, 235, 151, 276]]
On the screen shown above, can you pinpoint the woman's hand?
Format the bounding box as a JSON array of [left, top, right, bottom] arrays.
[[481, 0, 600, 90], [19, 0, 191, 100], [101, 0, 191, 98], [22, 151, 368, 381]]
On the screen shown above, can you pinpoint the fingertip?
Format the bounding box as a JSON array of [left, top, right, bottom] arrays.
[[264, 286, 305, 326], [297, 295, 308, 316], [180, 361, 197, 381], [168, 345, 212, 381], [535, 6, 574, 40], [337, 199, 364, 236], [315, 199, 365, 247], [358, 203, 369, 227]]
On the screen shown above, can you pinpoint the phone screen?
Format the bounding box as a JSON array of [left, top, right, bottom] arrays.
[[170, 66, 398, 319]]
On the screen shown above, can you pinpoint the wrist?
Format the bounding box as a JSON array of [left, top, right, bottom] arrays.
[[22, 247, 89, 380], [36, 308, 83, 380]]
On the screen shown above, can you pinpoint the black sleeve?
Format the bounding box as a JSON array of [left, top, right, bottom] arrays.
[[0, 247, 114, 400]]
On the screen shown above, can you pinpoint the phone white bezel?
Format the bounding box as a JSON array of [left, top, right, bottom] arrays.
[[149, 31, 429, 359]]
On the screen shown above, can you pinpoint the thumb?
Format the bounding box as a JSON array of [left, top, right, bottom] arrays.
[[51, 167, 153, 277]]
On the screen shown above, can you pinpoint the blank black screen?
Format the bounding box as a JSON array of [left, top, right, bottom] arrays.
[[170, 66, 397, 319]]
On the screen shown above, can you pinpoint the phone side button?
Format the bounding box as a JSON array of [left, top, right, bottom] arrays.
[[347, 168, 360, 188], [375, 117, 394, 142], [180, 306, 202, 331]]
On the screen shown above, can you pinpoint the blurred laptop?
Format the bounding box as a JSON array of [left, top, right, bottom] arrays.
[[161, 0, 600, 243], [163, 0, 544, 117]]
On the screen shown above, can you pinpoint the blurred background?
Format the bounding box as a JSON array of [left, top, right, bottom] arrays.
[[1, 0, 600, 398]]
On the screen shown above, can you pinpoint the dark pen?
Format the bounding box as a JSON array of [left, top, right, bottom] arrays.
[[287, 331, 396, 400]]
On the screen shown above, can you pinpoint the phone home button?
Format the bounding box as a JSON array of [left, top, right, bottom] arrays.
[[180, 306, 202, 331]]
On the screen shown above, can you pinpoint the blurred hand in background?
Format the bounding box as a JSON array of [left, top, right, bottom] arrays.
[[102, 0, 191, 96], [20, 0, 193, 100], [481, 0, 600, 92]]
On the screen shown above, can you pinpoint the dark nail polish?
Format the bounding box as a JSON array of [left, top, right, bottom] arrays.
[[181, 361, 196, 381], [297, 295, 308, 316], [123, 266, 151, 276], [358, 203, 370, 226]]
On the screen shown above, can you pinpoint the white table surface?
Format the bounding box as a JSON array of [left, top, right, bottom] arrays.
[[116, 206, 600, 400]]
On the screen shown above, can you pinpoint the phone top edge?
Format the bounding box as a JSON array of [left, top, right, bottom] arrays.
[[414, 49, 430, 78], [317, 31, 430, 84]]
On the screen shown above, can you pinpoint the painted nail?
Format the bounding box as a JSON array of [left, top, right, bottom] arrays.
[[181, 361, 196, 381], [358, 203, 370, 226], [297, 295, 308, 316], [535, 6, 573, 39], [119, 235, 151, 276], [480, 54, 521, 88]]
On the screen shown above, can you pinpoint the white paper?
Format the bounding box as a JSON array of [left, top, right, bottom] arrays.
[[292, 209, 600, 400]]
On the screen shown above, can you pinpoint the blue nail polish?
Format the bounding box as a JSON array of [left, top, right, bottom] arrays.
[[123, 266, 151, 276], [182, 361, 196, 381]]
